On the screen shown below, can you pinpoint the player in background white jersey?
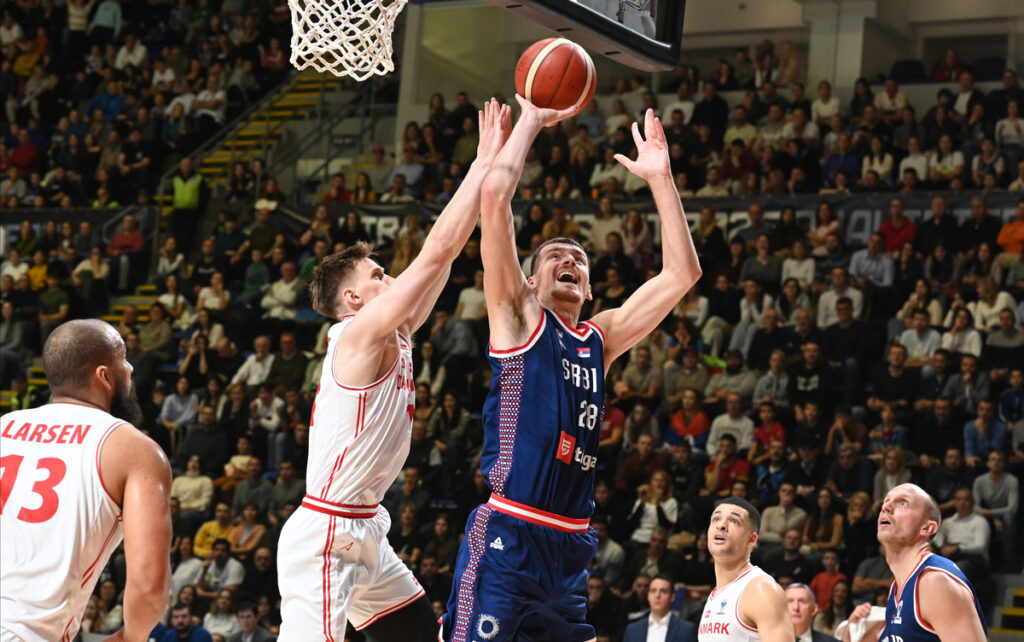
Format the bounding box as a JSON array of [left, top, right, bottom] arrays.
[[0, 319, 172, 642], [275, 99, 511, 642], [700, 497, 794, 642]]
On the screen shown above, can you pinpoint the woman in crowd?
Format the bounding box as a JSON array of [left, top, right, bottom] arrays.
[[95, 579, 123, 634], [621, 209, 653, 270], [813, 579, 853, 637], [423, 513, 459, 576], [808, 201, 840, 256], [203, 590, 240, 638], [840, 491, 876, 576], [336, 210, 372, 246], [872, 445, 912, 512], [351, 172, 378, 203], [802, 487, 844, 554], [414, 383, 437, 423], [776, 277, 811, 325], [190, 307, 225, 349], [626, 470, 678, 548], [729, 278, 774, 355], [389, 502, 425, 570], [941, 306, 983, 358], [139, 301, 175, 361], [974, 276, 1017, 331], [891, 241, 923, 303], [414, 341, 446, 401], [159, 273, 195, 331], [170, 536, 204, 604], [668, 388, 710, 451], [781, 239, 814, 292], [230, 502, 266, 560], [197, 271, 230, 313]]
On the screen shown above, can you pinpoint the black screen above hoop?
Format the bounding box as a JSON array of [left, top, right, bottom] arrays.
[[487, 0, 685, 71]]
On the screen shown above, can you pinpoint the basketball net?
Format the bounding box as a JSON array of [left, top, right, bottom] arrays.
[[288, 0, 408, 81]]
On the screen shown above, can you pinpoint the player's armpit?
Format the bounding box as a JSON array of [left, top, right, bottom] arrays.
[[740, 577, 795, 642], [917, 569, 986, 642]]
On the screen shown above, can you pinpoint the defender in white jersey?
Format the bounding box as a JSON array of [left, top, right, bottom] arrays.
[[701, 498, 794, 642], [1, 319, 172, 642], [276, 98, 511, 642]]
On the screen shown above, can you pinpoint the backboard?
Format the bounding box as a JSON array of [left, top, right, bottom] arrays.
[[487, 0, 685, 71]]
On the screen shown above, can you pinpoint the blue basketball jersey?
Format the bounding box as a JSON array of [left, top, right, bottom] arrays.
[[880, 553, 987, 642], [480, 309, 605, 519]]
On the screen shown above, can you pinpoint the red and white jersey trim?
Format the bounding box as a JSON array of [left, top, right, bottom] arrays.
[[486, 493, 590, 532], [301, 494, 379, 519]]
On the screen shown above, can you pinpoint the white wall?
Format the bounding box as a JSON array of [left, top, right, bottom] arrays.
[[682, 0, 804, 34]]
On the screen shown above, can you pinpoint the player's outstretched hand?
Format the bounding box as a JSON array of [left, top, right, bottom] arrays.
[[477, 98, 513, 162], [514, 94, 579, 129], [614, 109, 670, 182]]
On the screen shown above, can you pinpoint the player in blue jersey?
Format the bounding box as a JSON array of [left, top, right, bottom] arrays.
[[441, 102, 701, 642], [842, 483, 986, 642]]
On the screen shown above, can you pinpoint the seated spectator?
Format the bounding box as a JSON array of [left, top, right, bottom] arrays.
[[807, 552, 847, 619], [929, 134, 964, 188], [764, 527, 813, 584], [173, 454, 214, 522], [975, 277, 1017, 332], [788, 342, 833, 420], [161, 376, 198, 454], [621, 528, 683, 591], [926, 446, 971, 515], [823, 297, 866, 406], [759, 482, 808, 549], [867, 344, 918, 418], [704, 350, 758, 408], [941, 308, 983, 358], [622, 575, 695, 642], [748, 401, 785, 465], [933, 487, 991, 587], [706, 394, 756, 456], [181, 408, 231, 480], [944, 353, 991, 421], [626, 470, 678, 547], [826, 442, 872, 501], [851, 541, 894, 606], [617, 433, 667, 491], [194, 504, 235, 559], [803, 486, 844, 554], [229, 503, 266, 561], [754, 437, 789, 504], [963, 398, 1008, 469], [752, 349, 790, 410], [37, 274, 70, 342], [704, 433, 751, 496], [231, 336, 275, 392], [667, 388, 710, 451], [972, 450, 1019, 563], [198, 548, 245, 610], [232, 457, 272, 518], [872, 446, 911, 511], [813, 578, 852, 638], [613, 347, 661, 410], [817, 268, 862, 329], [259, 261, 303, 320], [898, 308, 941, 379]]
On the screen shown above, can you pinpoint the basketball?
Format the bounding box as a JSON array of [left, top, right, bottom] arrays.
[[514, 37, 597, 111]]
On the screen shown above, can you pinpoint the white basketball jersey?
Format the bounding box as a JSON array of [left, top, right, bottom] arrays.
[[305, 319, 416, 508], [698, 565, 773, 641], [0, 403, 125, 642]]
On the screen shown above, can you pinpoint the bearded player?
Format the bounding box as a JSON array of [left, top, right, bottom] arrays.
[[699, 498, 793, 641], [276, 99, 510, 642], [442, 105, 701, 642], [1, 320, 172, 642], [843, 483, 986, 642]]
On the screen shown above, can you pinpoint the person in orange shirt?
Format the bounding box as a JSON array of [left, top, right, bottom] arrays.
[[996, 198, 1024, 268]]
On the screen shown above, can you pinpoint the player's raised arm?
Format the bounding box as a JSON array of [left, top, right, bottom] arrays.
[[480, 95, 578, 348], [101, 426, 173, 642], [345, 99, 511, 345], [742, 577, 797, 642], [590, 109, 701, 366], [917, 570, 987, 642]]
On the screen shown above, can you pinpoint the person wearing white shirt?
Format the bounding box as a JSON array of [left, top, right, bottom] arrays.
[[152, 58, 176, 90], [167, 78, 197, 115], [817, 268, 864, 329], [192, 75, 227, 126], [933, 488, 991, 586], [590, 147, 628, 188], [811, 81, 841, 127], [455, 270, 487, 321], [622, 576, 697, 642], [114, 34, 147, 70], [898, 137, 929, 181], [706, 393, 756, 456], [663, 83, 695, 126], [0, 15, 24, 47], [786, 583, 837, 642], [780, 108, 819, 146], [873, 78, 908, 123], [260, 261, 304, 320], [898, 309, 942, 379], [231, 335, 275, 388]]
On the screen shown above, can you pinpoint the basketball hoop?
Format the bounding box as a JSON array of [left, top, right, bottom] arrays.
[[288, 0, 408, 81]]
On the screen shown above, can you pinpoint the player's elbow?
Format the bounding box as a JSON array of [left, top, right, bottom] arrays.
[[480, 166, 518, 203]]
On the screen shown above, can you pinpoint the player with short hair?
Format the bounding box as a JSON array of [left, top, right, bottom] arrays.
[[276, 99, 511, 642], [700, 497, 793, 641], [1, 319, 172, 641], [442, 103, 701, 642], [842, 483, 986, 642]]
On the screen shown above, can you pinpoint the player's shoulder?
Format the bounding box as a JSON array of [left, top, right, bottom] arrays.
[[917, 562, 974, 600], [104, 422, 171, 474]]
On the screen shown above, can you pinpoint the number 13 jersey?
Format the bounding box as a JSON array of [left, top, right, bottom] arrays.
[[481, 310, 605, 520], [1, 404, 125, 642]]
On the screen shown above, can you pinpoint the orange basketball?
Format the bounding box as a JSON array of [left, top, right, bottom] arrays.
[[515, 37, 597, 111]]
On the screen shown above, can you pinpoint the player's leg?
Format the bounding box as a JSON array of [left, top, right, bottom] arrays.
[[277, 511, 361, 642], [360, 594, 438, 642], [348, 511, 434, 638]]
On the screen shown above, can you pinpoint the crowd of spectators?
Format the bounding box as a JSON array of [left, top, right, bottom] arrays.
[[3, 29, 1024, 642], [1, 0, 292, 213]]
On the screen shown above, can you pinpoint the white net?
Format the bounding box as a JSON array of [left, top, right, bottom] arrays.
[[288, 0, 408, 81]]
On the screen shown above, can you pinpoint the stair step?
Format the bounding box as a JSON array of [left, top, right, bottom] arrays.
[[267, 109, 301, 117], [284, 91, 322, 98], [293, 83, 339, 91], [221, 139, 262, 147], [28, 378, 48, 387], [113, 304, 151, 313], [136, 285, 158, 294], [990, 627, 1024, 636], [199, 167, 223, 175], [1003, 607, 1024, 631], [1015, 589, 1024, 608]]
